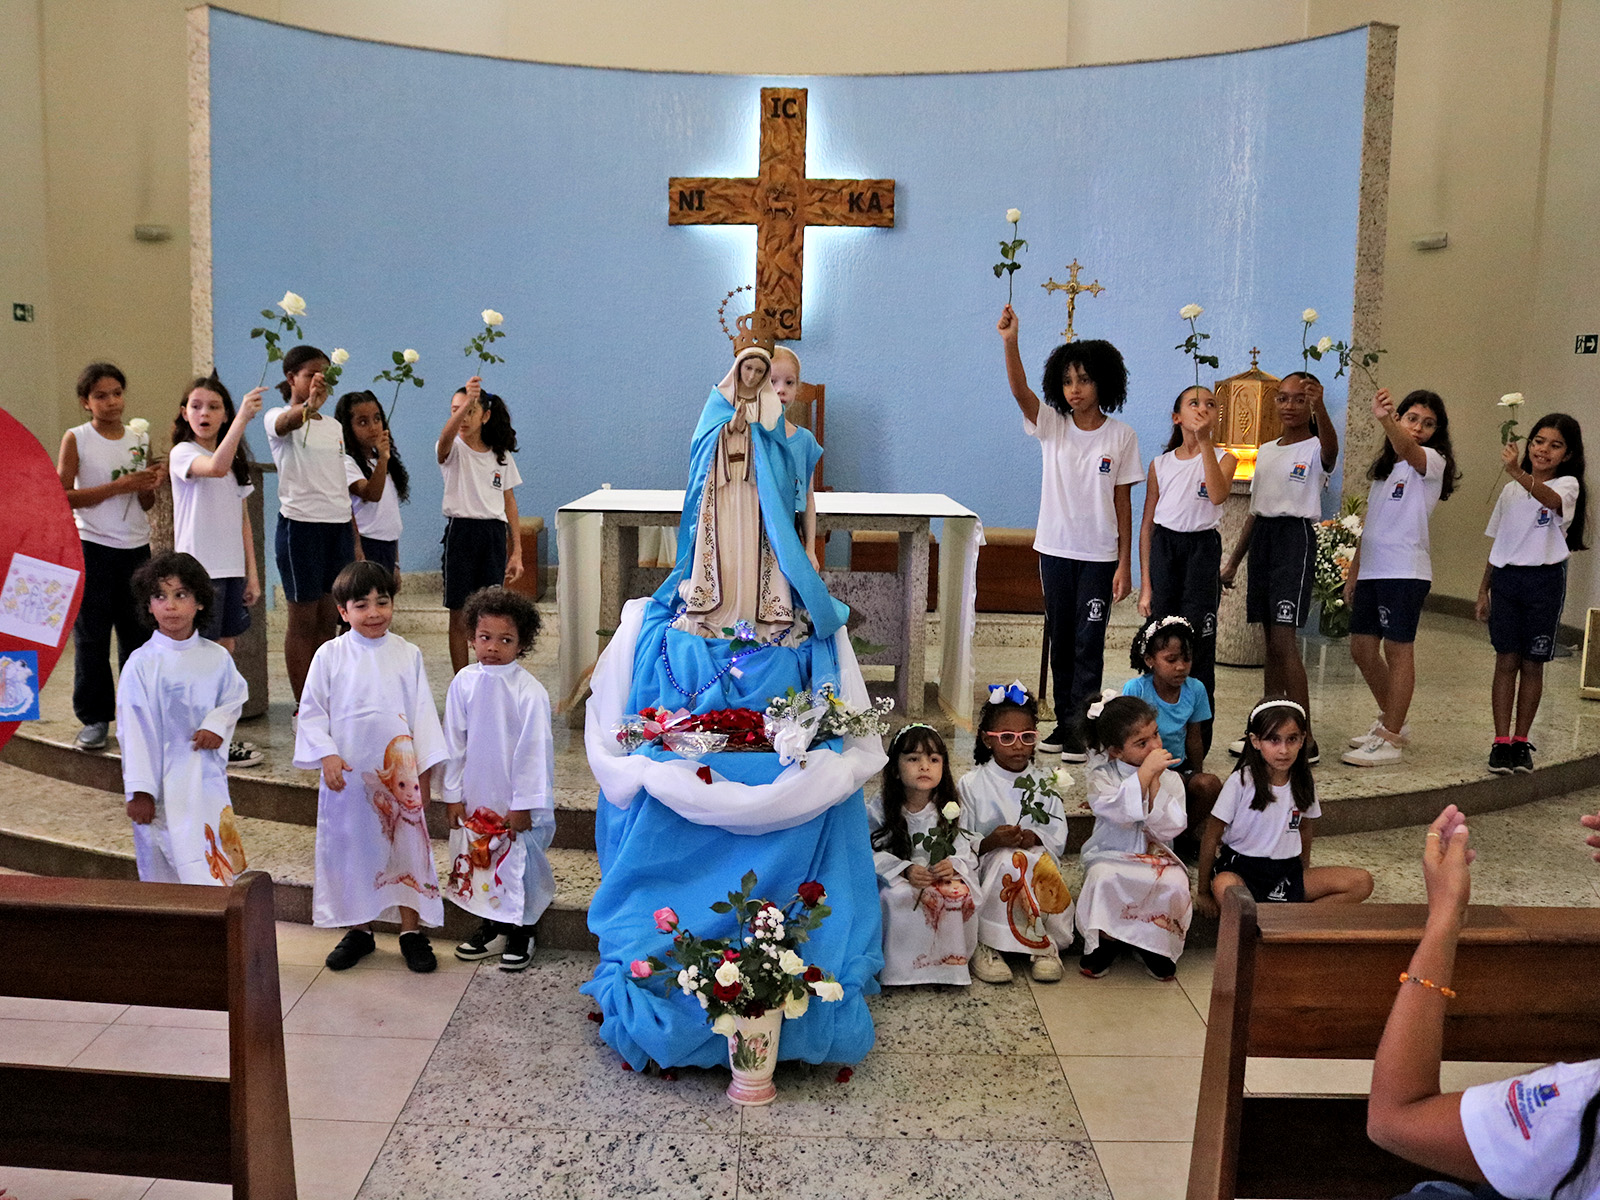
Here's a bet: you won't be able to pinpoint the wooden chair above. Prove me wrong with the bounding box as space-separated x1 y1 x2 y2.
1189 886 1600 1200
0 871 295 1199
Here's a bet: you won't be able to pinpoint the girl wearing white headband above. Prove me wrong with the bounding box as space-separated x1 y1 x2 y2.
1197 698 1372 916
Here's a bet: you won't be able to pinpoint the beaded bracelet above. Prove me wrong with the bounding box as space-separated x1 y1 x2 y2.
1399 971 1456 999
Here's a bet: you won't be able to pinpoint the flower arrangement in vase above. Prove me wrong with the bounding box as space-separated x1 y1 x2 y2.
1312 497 1364 638
630 872 842 1105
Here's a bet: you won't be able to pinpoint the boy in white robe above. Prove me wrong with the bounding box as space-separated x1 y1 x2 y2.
117 553 249 885
1078 694 1192 981
294 562 447 973
868 724 979 986
444 587 557 972
956 682 1075 984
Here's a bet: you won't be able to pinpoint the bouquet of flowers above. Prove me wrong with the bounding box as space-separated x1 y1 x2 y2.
764 684 895 766
630 872 843 1034
1312 497 1363 636
613 706 771 755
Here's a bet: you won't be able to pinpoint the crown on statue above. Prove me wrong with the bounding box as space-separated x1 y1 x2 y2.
717 286 775 357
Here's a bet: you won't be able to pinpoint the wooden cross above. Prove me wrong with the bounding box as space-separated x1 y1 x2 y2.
669 88 894 341
1040 260 1104 342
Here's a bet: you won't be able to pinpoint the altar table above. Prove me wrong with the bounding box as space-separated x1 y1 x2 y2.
555 489 983 723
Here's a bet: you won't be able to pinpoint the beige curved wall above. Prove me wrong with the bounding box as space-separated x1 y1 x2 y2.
5 0 1596 613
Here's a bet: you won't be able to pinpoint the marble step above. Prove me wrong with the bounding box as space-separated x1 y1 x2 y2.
0 761 599 949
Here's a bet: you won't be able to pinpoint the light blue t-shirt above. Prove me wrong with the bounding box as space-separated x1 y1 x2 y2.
1121 674 1212 764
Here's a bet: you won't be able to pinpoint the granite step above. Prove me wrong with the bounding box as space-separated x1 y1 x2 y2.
0 761 598 949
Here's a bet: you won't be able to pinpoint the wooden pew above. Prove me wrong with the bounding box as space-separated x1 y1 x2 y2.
1188 886 1600 1200
0 871 295 1199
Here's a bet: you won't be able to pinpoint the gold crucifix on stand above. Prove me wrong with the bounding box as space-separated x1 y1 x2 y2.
1040 260 1104 342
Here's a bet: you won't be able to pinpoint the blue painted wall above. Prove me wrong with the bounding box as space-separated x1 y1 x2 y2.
208 13 1368 579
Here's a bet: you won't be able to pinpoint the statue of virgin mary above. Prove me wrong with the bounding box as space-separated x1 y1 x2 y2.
581 309 884 1071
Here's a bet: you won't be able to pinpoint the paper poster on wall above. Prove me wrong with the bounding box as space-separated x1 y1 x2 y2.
0 650 41 721
0 553 81 647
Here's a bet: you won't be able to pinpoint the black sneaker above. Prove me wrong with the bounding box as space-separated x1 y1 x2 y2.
1513 741 1536 774
228 740 263 767
500 928 534 972
1038 725 1066 755
1039 726 1087 763
1306 741 1321 767
1079 941 1119 978
325 928 376 970
399 931 437 974
1136 949 1177 981
454 921 506 962
1488 742 1515 775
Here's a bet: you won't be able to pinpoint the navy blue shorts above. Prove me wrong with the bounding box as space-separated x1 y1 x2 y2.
1246 515 1314 627
1214 846 1305 903
360 537 399 577
275 518 356 604
1488 562 1567 662
442 517 507 610
200 575 251 640
1349 577 1431 643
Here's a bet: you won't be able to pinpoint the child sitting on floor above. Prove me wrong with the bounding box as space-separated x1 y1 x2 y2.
869 723 978 986
117 551 249 885
444 586 557 973
294 561 447 973
1078 693 1191 981
1197 698 1373 915
957 681 1075 984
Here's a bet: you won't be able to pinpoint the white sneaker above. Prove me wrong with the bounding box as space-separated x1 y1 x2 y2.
1349 719 1411 748
971 943 1014 984
1341 733 1403 767
1030 953 1064 982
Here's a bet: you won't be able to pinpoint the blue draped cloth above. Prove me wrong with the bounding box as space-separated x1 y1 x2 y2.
581 389 880 1069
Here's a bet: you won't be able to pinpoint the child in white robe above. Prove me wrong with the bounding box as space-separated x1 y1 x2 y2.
957 681 1076 984
444 586 557 972
868 723 979 986
1078 693 1192 981
117 552 249 885
294 562 447 973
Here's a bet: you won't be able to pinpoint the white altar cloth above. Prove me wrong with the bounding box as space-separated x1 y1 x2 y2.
555 489 984 724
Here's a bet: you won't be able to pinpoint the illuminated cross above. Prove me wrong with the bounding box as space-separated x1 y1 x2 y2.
669 87 895 341
1040 260 1105 342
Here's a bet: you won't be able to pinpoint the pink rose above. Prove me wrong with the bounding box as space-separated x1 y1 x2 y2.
653 907 679 933
629 960 653 979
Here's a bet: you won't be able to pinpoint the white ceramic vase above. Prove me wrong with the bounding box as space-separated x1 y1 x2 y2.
724 1007 784 1105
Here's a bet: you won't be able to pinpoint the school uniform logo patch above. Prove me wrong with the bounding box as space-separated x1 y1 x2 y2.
1201 613 1216 636
1197 482 1209 499
1087 599 1106 622
1266 878 1292 902
1275 599 1297 623
492 471 503 490
1290 462 1310 482
1378 605 1392 630
1536 507 1552 527
1288 809 1302 831
1391 480 1406 500
1531 635 1552 657
1098 456 1112 475
1503 1078 1562 1141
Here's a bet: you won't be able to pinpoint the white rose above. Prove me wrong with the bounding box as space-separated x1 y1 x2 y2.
1339 513 1362 533
784 993 810 1019
941 801 961 822
402 348 420 364
126 417 149 435
1006 208 1022 225
330 348 349 366
278 291 306 316
1302 308 1318 324
1499 392 1525 407
714 960 742 987
1052 767 1074 793
711 1013 737 1037
482 309 504 326
677 968 697 994
1316 336 1333 354
778 949 806 976
1179 303 1203 321
812 979 845 1003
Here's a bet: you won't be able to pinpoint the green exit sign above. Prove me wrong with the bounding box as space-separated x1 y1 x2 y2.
12 303 34 322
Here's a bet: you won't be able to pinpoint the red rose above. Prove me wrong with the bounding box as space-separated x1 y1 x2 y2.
836 1067 854 1084
804 965 823 983
713 980 742 1002
723 949 740 961
797 881 826 907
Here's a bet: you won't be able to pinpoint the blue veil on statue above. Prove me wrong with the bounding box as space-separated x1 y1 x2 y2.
581 308 885 1070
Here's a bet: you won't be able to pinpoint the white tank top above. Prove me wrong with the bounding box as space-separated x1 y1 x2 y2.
70 421 151 548
1152 450 1223 532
